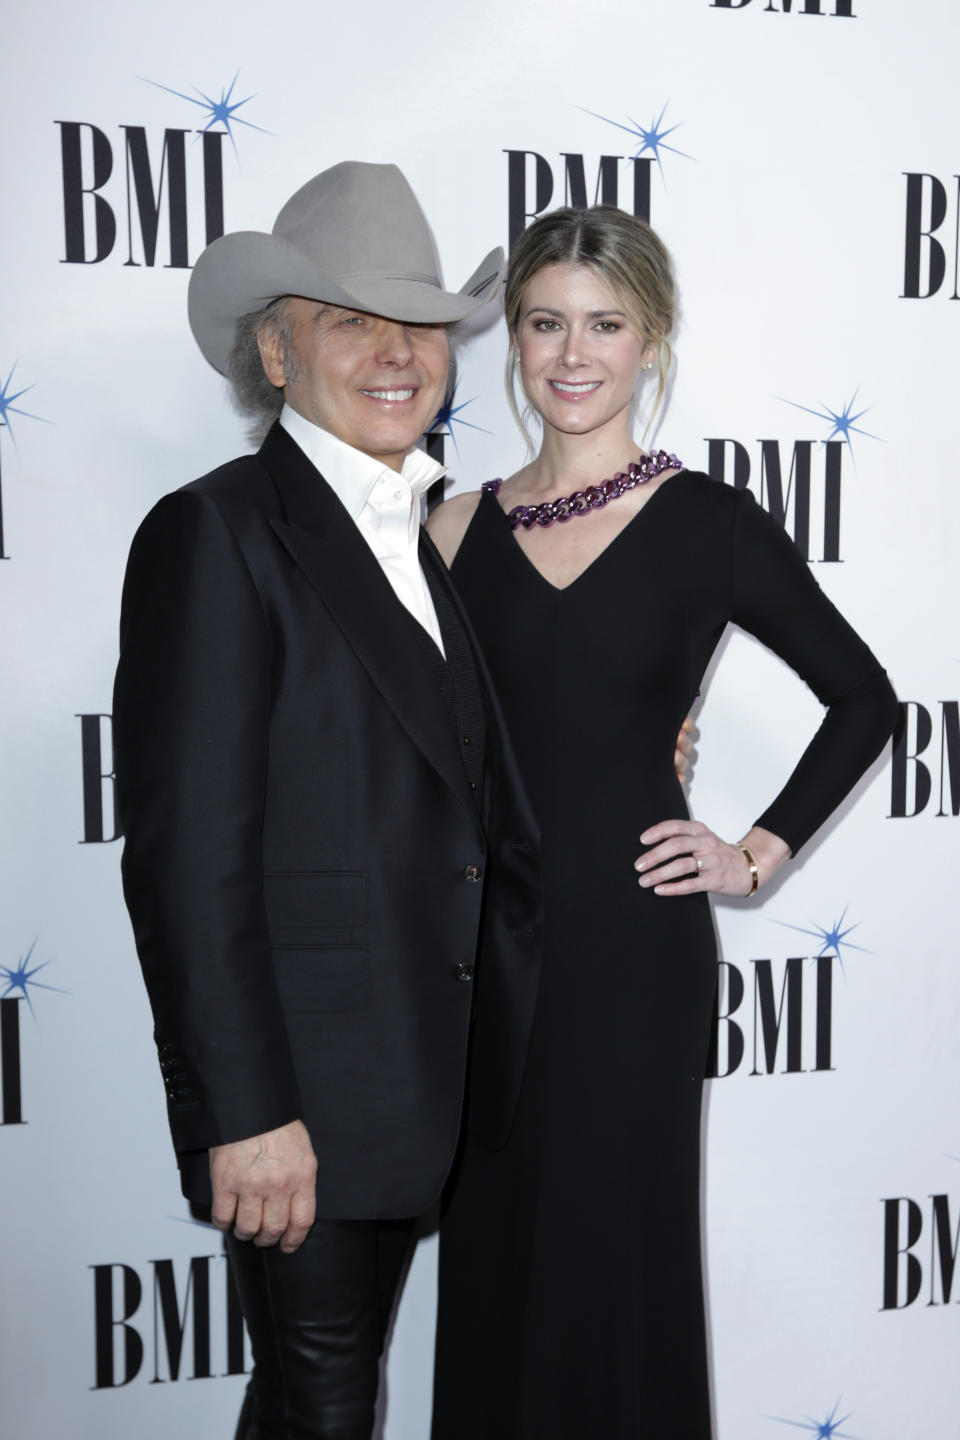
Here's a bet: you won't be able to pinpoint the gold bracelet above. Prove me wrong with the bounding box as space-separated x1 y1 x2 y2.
738 844 759 897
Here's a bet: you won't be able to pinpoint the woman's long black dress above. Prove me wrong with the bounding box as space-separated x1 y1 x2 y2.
431 472 897 1440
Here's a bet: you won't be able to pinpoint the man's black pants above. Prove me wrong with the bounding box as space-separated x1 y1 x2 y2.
227 1217 416 1440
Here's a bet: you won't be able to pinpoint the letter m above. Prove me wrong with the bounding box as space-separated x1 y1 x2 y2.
559 154 622 209
929 1195 960 1305
937 701 960 817
122 127 190 268
759 440 813 560
751 958 805 1074
151 1256 213 1381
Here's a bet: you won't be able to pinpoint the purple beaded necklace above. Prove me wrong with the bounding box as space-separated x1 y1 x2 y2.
482 449 683 531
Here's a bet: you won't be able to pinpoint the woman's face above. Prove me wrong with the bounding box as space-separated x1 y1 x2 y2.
514 262 655 442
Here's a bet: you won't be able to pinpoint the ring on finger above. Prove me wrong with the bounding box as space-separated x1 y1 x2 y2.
694 856 703 875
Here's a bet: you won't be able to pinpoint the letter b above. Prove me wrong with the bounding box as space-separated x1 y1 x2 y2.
881 1198 923 1310
92 1264 144 1387
706 962 745 1077
889 703 931 817
504 150 554 247
901 173 948 299
57 122 116 264
78 714 121 843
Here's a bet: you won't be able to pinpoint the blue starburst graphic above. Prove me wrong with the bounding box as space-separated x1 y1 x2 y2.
429 382 491 463
776 387 881 462
580 100 693 184
140 70 269 155
772 1397 861 1438
0 363 51 452
170 1213 221 1231
1 941 68 1021
773 904 868 975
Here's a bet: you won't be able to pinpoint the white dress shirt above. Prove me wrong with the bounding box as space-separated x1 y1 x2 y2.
279 404 447 656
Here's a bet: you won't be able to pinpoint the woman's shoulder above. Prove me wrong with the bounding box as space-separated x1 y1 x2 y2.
671 467 737 501
667 467 758 522
425 487 487 567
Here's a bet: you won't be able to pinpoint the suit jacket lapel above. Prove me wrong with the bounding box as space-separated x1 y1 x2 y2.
258 426 479 823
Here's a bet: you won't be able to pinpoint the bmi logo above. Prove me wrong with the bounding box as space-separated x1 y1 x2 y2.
882 1183 960 1310
710 1 856 14
888 701 959 818
504 99 691 245
57 71 267 268
91 1242 250 1387
1 941 67 1126
0 363 51 560
705 388 880 563
707 908 864 1078
901 173 960 300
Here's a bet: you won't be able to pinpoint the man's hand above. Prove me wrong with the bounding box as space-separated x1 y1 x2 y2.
674 714 695 784
210 1119 318 1254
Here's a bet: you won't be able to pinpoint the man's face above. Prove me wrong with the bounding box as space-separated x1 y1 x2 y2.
259 297 449 471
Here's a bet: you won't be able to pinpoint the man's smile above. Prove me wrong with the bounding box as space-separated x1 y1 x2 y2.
359 387 418 403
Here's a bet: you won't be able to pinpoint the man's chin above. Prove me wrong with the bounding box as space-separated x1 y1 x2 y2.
357 417 437 458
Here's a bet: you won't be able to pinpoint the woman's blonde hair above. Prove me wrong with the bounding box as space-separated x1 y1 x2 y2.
503 205 676 448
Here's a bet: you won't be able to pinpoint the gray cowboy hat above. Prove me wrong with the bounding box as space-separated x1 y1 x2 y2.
188 161 504 374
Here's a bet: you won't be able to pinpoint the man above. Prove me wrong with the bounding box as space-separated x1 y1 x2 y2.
113 161 543 1439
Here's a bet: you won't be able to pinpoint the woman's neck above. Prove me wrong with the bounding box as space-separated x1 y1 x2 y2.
522 420 641 496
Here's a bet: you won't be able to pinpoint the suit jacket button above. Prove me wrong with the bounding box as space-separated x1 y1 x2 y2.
463 864 482 883
457 963 474 981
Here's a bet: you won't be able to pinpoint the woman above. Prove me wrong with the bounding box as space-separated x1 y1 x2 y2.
427 206 897 1439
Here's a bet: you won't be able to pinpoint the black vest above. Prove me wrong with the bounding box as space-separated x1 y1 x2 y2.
416 542 486 806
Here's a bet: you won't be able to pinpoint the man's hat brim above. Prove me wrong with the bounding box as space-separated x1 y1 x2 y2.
188 230 503 375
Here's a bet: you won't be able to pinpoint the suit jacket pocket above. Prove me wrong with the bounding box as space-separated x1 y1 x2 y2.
262 870 367 945
271 945 370 1013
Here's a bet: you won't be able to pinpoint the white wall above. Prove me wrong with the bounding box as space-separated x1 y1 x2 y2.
2 1 957 1436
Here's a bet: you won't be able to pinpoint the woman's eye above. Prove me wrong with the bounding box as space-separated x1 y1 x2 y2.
595 320 620 333
532 318 560 331
342 314 365 327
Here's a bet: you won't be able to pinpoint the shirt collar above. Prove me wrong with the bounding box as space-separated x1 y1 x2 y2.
279 403 446 521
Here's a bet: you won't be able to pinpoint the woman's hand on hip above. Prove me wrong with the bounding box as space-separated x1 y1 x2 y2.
634 821 790 897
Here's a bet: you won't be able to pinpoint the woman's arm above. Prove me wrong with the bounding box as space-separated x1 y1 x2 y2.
634 486 897 897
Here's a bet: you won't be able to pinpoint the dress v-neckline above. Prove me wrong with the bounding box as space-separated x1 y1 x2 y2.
482 473 681 594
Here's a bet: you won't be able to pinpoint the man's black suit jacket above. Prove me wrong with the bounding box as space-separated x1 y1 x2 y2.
113 423 541 1218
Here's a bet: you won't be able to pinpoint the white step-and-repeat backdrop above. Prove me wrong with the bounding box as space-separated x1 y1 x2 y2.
2 1 957 1436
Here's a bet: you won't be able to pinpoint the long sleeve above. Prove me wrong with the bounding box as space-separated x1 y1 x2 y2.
113 488 301 1152
728 486 898 855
